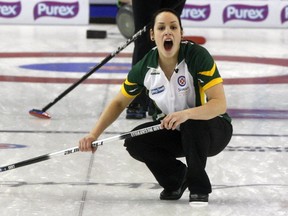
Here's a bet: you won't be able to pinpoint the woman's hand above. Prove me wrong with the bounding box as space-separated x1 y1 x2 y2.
78 92 133 154
79 134 98 153
161 83 227 130
161 110 188 130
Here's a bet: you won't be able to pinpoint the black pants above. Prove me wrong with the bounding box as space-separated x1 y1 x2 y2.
124 117 233 194
131 0 186 106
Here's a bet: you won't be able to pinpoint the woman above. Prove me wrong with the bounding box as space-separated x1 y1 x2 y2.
126 0 186 119
79 8 233 206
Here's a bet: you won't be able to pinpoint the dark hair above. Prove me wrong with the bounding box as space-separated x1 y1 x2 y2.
150 8 183 31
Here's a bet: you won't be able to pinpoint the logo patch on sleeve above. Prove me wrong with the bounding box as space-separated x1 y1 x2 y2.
151 85 165 95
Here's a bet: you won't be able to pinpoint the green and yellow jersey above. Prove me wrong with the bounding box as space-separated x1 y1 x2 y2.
121 41 231 122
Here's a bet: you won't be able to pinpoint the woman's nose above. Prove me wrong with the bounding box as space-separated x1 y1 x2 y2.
164 30 172 35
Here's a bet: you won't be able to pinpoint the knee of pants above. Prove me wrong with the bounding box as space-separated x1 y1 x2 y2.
124 137 145 162
180 119 208 132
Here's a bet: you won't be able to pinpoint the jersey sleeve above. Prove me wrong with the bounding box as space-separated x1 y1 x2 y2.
121 78 143 98
120 61 145 98
191 45 223 91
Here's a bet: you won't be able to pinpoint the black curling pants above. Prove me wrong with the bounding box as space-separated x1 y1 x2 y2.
124 117 233 194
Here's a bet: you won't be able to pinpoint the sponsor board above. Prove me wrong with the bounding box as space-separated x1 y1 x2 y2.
0 0 286 27
0 0 89 24
182 0 288 28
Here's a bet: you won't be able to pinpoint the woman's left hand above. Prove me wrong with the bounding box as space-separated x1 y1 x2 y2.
161 110 188 130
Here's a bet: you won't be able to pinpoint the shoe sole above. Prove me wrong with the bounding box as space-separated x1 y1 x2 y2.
189 201 208 207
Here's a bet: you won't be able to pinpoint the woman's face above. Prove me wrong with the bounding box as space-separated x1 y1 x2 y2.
150 11 183 59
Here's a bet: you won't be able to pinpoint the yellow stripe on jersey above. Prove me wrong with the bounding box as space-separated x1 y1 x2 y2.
199 84 206 105
121 79 139 98
124 79 137 86
202 77 223 91
198 63 216 77
121 84 135 98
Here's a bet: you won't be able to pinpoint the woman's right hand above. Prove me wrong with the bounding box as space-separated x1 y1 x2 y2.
79 134 98 153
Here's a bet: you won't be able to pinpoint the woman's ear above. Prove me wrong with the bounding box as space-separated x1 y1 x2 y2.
150 29 154 41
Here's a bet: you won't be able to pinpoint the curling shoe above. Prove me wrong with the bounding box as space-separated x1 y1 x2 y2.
126 103 146 119
160 172 188 200
189 193 209 206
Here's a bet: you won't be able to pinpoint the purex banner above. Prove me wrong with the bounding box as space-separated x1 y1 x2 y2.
0 0 88 24
181 0 288 28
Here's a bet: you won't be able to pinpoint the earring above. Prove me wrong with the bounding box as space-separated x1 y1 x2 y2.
151 38 154 41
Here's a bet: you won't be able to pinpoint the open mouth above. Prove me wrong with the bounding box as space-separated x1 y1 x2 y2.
164 40 173 51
